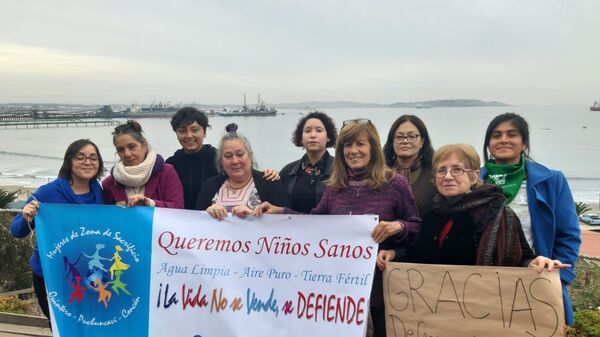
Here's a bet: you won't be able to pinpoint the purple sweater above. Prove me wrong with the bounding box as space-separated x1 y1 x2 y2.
310 173 421 308
311 173 421 247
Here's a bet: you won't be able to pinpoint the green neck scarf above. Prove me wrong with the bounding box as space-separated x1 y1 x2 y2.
484 155 526 203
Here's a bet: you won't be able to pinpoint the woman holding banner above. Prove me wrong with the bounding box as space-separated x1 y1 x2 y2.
10 139 106 322
196 124 289 218
258 119 421 337
410 144 568 272
480 113 580 325
103 120 184 208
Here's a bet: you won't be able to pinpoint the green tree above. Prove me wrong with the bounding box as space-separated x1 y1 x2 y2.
575 201 592 217
0 189 19 209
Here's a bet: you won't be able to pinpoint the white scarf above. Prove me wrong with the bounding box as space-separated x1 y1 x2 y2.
113 149 157 191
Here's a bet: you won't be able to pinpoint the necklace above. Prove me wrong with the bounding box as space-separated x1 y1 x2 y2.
228 177 253 190
355 187 361 196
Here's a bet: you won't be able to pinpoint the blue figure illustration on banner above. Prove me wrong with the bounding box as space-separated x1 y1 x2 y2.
35 204 153 337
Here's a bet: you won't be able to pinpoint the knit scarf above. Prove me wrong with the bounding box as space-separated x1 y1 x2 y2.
395 158 421 185
113 149 157 188
484 155 526 203
430 184 523 266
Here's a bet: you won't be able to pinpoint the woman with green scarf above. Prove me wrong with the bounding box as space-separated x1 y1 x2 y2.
480 112 581 325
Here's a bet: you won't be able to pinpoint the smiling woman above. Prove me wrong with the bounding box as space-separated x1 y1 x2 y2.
10 139 105 324
102 120 183 208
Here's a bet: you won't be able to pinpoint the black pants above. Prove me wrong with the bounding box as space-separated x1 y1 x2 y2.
371 306 387 337
32 273 50 319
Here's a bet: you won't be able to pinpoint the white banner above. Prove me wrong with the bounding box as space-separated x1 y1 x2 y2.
149 210 379 337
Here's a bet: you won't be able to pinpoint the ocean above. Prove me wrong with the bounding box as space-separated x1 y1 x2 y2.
1 105 599 204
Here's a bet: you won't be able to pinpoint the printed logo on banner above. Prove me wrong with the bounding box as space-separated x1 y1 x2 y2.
45 226 142 327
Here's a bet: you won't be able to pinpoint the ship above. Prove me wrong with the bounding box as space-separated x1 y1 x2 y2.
217 94 277 117
590 101 600 111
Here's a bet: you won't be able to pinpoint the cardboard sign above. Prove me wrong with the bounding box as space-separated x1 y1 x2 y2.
383 262 565 337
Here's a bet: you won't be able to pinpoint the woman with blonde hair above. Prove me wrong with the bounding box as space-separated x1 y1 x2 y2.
259 119 421 337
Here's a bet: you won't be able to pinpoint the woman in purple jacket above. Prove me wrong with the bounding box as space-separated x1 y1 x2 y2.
103 120 183 208
259 119 421 337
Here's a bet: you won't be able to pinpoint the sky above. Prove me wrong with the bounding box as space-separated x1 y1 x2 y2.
1 1 599 105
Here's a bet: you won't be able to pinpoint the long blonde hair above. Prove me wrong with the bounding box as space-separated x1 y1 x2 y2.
328 121 394 190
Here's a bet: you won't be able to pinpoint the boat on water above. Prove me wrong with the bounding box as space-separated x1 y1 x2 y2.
590 101 600 111
217 94 277 117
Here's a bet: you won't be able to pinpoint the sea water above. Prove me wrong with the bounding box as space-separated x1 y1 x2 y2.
1 105 599 203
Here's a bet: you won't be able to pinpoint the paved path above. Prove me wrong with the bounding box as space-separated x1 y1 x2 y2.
580 229 600 258
0 323 51 337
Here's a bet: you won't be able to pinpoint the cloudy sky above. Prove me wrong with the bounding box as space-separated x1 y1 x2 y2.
1 1 599 105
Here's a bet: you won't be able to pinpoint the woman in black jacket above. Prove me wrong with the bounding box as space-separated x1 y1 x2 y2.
195 124 288 219
280 111 337 213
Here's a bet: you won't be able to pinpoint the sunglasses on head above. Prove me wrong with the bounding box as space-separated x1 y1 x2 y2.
342 118 372 128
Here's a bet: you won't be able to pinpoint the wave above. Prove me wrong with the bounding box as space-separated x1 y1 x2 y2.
0 172 56 180
0 150 62 161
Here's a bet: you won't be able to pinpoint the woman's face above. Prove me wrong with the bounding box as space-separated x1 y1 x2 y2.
71 144 100 181
176 121 206 154
393 121 424 161
221 139 252 182
343 132 372 171
115 134 147 166
302 118 328 154
488 121 526 164
435 153 479 197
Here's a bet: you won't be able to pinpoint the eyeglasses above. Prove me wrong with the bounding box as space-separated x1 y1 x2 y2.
435 167 474 178
393 134 420 143
74 154 99 164
342 119 372 127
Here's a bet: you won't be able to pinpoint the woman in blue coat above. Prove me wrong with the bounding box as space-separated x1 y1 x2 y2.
10 139 105 322
481 113 581 325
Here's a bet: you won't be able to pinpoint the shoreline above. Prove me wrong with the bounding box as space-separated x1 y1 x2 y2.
2 183 599 212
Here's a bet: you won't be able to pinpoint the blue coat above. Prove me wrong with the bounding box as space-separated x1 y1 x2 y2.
10 177 104 277
481 160 581 325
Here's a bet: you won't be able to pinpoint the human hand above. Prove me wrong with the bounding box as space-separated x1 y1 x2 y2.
256 201 284 215
207 203 228 220
371 221 404 243
377 249 396 271
127 194 152 207
232 205 255 219
22 200 40 223
529 256 572 273
262 168 280 182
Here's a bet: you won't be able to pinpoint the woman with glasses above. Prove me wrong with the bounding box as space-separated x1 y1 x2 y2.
411 144 568 274
481 113 580 325
280 111 337 213
383 115 436 216
259 119 421 337
10 139 106 323
103 120 184 208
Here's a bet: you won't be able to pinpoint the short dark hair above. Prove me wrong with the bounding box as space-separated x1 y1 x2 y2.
483 112 530 162
58 139 105 180
291 111 337 148
112 120 147 146
383 115 434 168
170 107 209 131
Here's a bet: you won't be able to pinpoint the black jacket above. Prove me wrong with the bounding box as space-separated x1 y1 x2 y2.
166 145 219 210
195 169 289 210
280 152 333 213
